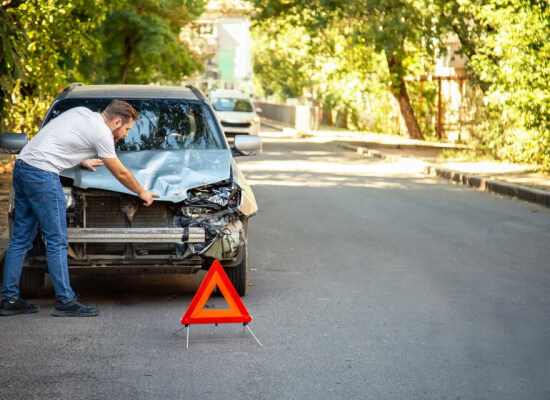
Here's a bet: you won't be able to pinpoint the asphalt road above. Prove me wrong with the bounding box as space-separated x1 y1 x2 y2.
1 135 550 400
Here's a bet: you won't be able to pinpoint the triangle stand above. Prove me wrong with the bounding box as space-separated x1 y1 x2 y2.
180 260 262 349
184 323 263 349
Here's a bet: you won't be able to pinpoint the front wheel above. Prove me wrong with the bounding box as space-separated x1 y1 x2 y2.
226 242 249 297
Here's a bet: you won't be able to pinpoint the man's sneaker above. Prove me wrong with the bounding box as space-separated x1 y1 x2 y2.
52 297 100 317
0 298 40 316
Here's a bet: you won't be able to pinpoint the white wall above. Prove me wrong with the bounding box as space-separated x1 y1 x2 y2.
217 18 253 86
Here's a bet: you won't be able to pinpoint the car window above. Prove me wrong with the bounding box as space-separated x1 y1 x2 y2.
211 98 253 113
46 98 226 151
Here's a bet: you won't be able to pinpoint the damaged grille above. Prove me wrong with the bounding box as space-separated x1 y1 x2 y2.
67 183 243 262
84 195 172 228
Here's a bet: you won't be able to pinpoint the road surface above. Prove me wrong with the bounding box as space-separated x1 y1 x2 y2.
1 134 549 399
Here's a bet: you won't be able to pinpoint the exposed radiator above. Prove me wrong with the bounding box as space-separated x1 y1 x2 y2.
83 195 173 228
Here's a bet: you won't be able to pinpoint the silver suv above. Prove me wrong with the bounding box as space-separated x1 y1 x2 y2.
0 84 261 297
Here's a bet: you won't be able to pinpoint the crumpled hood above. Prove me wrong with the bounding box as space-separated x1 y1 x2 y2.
60 149 232 202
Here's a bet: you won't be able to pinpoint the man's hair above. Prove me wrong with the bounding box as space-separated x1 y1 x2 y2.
103 100 138 123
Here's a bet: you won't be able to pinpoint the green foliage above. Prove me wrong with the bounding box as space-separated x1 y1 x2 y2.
250 0 550 167
251 16 313 100
1 0 107 133
455 0 550 168
407 80 438 138
3 0 550 168
251 11 400 132
249 0 446 136
0 0 205 137
349 1 436 84
0 5 26 101
94 0 205 84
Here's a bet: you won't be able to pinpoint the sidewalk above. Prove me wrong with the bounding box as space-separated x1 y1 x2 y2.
260 122 550 208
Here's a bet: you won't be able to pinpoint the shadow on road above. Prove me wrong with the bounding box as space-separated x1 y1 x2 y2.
31 271 207 303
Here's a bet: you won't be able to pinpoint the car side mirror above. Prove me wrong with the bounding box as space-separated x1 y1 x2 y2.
255 107 262 113
0 133 28 154
232 135 262 157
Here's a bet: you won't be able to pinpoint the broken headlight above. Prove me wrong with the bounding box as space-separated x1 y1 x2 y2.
172 182 240 226
171 182 243 259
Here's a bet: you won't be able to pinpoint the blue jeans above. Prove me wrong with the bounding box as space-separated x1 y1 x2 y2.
2 161 75 303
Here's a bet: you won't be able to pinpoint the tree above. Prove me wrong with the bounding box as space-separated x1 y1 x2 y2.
439 0 550 166
346 0 435 139
0 0 107 133
0 1 27 114
249 0 456 139
0 0 206 137
94 0 206 84
252 15 313 100
252 8 394 131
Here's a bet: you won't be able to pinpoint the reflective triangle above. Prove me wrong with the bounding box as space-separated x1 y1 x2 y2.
180 260 252 325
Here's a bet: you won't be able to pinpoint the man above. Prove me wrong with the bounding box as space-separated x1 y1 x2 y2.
0 100 158 317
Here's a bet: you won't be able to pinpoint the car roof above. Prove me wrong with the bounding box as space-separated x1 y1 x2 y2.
59 84 204 101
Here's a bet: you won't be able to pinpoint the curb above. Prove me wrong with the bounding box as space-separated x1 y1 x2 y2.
338 143 550 209
425 165 550 208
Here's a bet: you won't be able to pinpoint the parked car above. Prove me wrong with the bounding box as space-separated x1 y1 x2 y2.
209 89 261 136
0 84 261 297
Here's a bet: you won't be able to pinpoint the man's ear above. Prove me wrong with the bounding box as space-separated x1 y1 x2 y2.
113 117 122 128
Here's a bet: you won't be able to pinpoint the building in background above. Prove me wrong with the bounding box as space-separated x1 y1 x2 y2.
434 34 469 142
403 34 471 141
181 0 254 95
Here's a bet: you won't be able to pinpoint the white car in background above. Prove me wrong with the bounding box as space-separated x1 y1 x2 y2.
209 89 261 136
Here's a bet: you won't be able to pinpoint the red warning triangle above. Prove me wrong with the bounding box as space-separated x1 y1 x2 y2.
180 260 252 325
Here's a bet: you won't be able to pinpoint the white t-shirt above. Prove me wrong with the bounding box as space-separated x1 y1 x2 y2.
19 107 117 174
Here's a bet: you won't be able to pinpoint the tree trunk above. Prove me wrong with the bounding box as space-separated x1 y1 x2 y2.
120 35 136 84
391 79 424 140
335 109 348 129
321 105 333 125
387 56 424 140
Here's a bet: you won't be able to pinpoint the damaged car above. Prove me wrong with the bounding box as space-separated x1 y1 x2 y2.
0 84 261 297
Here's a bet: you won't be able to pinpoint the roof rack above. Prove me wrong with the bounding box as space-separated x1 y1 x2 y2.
184 84 207 101
62 82 83 93
58 82 83 99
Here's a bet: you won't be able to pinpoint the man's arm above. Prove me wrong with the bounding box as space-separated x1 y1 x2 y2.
101 157 159 206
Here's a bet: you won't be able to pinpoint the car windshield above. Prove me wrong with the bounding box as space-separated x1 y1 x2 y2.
211 98 253 113
46 98 226 151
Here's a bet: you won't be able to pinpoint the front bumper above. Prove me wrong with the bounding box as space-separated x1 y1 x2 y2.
220 123 260 136
67 227 205 243
63 220 244 267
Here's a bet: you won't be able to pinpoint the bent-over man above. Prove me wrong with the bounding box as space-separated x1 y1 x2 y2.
0 100 158 317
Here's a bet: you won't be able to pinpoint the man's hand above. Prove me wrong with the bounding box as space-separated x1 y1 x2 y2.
80 158 104 172
101 157 159 206
139 190 160 207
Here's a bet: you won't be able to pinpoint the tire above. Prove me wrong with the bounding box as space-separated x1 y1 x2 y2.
20 267 45 298
226 241 249 297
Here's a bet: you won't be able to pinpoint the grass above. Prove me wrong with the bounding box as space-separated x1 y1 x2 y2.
437 148 496 162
